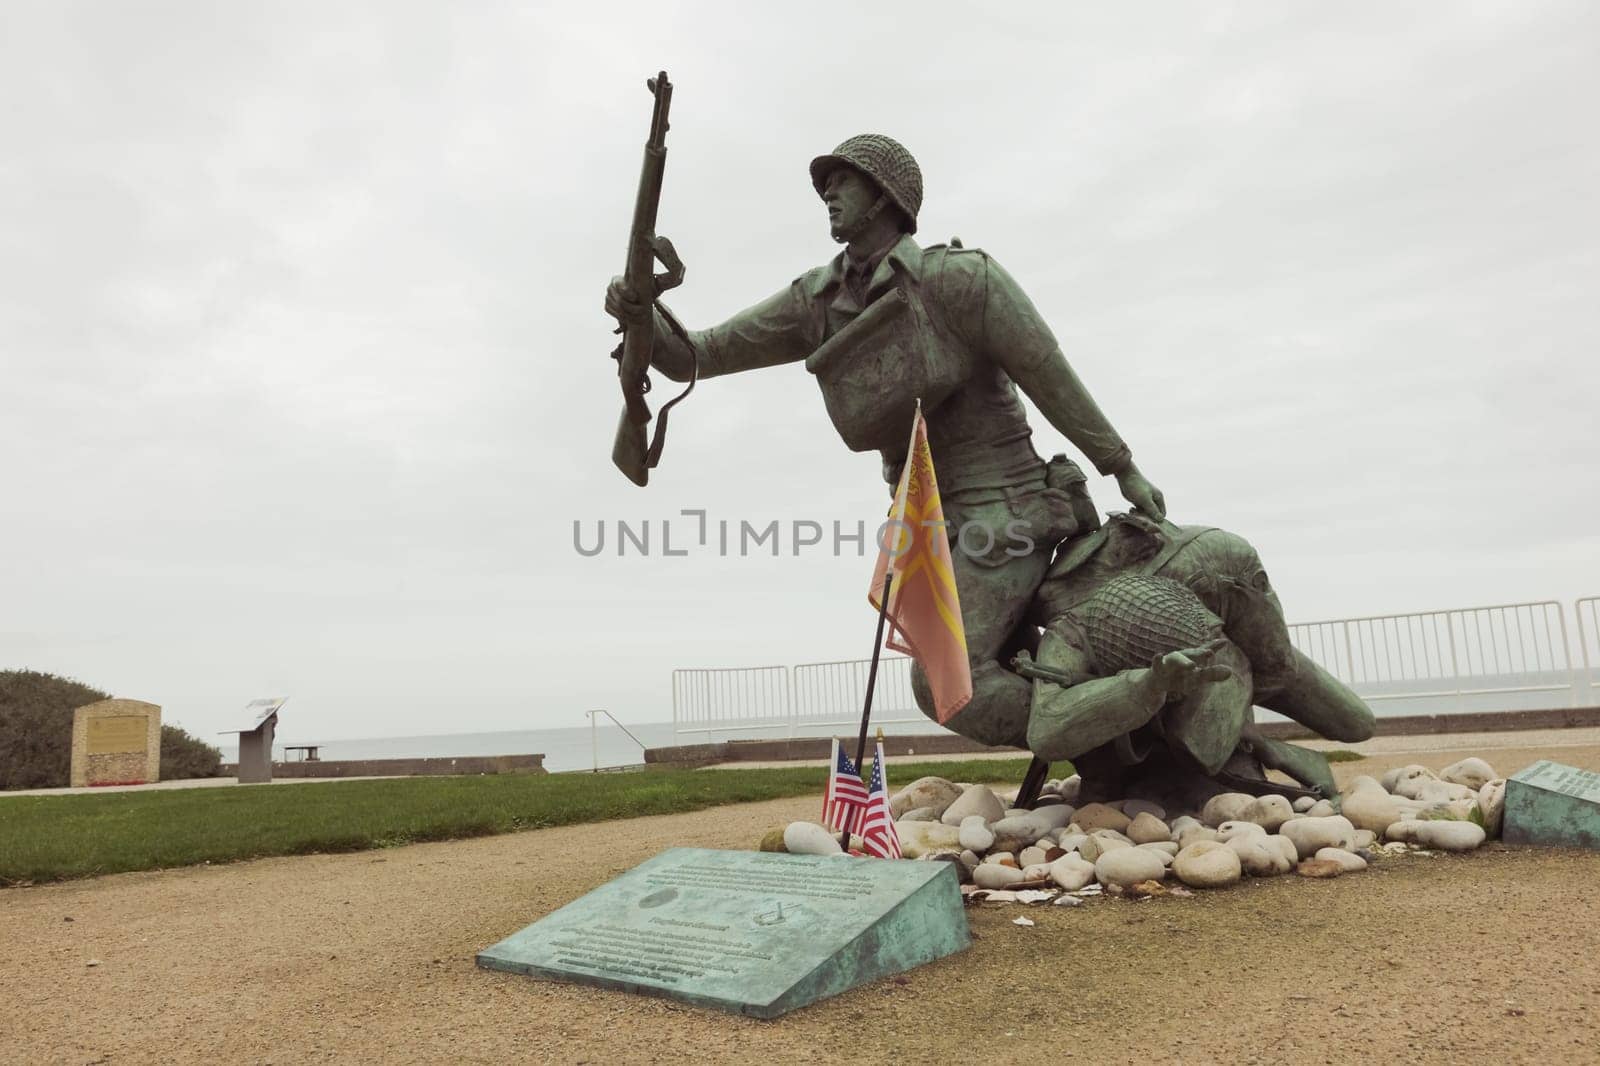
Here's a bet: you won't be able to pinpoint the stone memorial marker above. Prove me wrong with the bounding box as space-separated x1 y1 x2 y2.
71 699 161 787
1504 760 1600 850
477 847 970 1018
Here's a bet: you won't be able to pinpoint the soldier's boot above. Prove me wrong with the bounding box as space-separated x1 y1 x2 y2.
1238 726 1339 798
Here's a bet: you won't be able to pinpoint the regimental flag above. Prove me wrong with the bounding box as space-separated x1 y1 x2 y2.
822 738 868 835
858 741 902 859
869 406 973 722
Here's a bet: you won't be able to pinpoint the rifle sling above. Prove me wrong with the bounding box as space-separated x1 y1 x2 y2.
645 300 698 469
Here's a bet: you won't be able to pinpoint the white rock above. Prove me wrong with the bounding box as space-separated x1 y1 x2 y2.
1056 775 1082 805
1478 779 1506 838
1441 757 1497 791
973 863 1027 889
1178 825 1221 849
1269 835 1299 864
898 807 940 822
1030 804 1076 831
1382 764 1435 793
783 822 843 856
890 777 964 819
1352 830 1376 849
1415 798 1475 822
1201 793 1256 827
990 812 1056 850
1281 815 1356 857
1070 802 1132 833
1169 815 1204 837
1408 820 1487 852
940 784 1006 826
1022 864 1053 881
1315 847 1368 873
1292 796 1317 813
1018 846 1049 869
1048 854 1097 891
1340 788 1404 834
1127 812 1172 845
1344 775 1386 797
1094 847 1168 888
1391 766 1442 800
1414 779 1477 805
1054 832 1088 855
1241 795 1295 831
1121 799 1167 820
1217 820 1268 842
1078 834 1132 863
1135 842 1176 866
1173 840 1244 888
1227 834 1292 876
1306 799 1337 818
958 849 982 871
897 821 963 858
987 851 1015 866
958 816 996 853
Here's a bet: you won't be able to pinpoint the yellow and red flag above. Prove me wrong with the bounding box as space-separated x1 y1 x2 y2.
868 407 972 722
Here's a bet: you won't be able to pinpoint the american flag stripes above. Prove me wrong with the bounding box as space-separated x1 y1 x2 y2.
822 738 868 835
858 741 902 859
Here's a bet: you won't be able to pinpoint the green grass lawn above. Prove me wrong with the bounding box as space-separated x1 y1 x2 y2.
0 758 1065 886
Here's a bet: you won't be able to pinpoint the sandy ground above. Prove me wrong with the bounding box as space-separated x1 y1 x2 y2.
2 742 1598 1065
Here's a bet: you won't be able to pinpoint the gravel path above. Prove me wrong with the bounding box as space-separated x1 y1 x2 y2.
2 743 1597 1065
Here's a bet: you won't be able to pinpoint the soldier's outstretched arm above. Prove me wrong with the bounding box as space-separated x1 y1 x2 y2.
951 253 1167 517
605 274 819 384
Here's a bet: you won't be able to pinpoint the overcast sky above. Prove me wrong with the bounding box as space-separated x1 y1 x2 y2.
2 2 1596 743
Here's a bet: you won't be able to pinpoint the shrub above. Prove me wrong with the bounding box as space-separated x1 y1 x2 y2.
160 724 223 780
0 670 222 789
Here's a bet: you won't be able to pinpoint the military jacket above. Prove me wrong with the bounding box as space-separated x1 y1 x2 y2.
651 235 1132 495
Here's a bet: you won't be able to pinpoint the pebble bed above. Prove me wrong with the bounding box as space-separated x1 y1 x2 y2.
766 756 1507 905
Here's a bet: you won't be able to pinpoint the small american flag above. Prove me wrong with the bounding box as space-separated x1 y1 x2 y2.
859 742 902 859
822 739 868 835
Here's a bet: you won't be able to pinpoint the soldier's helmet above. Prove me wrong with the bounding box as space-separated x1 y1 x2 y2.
809 134 924 234
1077 574 1224 676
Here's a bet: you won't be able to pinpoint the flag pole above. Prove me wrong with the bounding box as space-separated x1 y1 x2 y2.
841 568 894 851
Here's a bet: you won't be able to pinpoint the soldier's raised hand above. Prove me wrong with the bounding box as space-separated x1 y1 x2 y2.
604 276 653 328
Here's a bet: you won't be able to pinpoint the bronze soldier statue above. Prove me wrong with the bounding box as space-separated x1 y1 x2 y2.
605 134 1167 750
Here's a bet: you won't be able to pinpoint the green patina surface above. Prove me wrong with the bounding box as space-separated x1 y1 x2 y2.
476 847 970 1019
1504 759 1600 850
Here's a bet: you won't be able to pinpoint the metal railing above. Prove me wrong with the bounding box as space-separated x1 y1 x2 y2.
791 656 924 731
585 709 648 772
1288 599 1574 706
671 597 1600 741
670 665 791 737
1577 596 1600 701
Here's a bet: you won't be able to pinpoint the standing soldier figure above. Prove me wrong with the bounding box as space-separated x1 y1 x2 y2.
605 135 1167 749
